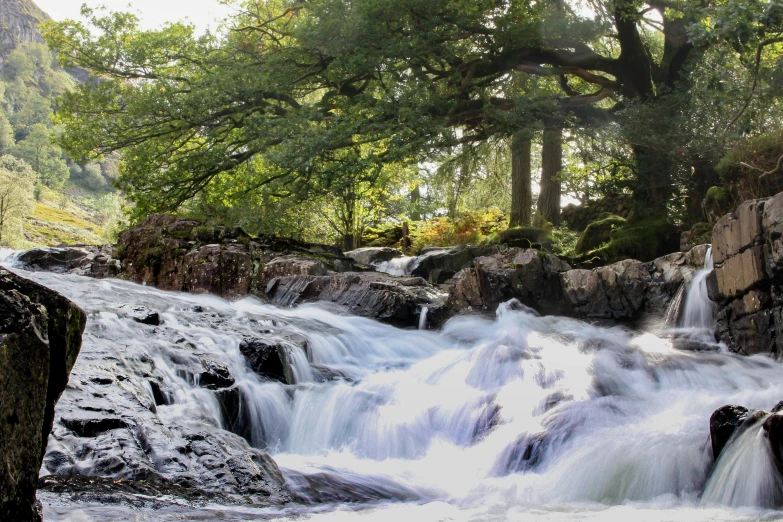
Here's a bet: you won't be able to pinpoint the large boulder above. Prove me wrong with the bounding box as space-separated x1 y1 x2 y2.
710 193 783 355
410 245 501 282
17 246 119 279
344 247 403 267
438 244 709 325
115 214 356 299
709 402 783 473
265 271 444 326
0 269 86 521
443 248 570 319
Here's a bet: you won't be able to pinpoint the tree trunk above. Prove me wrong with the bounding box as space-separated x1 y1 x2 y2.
538 126 563 226
409 186 421 221
686 156 718 225
631 144 673 218
510 133 532 227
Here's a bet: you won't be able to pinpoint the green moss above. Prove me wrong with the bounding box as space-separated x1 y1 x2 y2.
575 214 626 255
483 226 543 248
590 218 679 264
705 186 728 204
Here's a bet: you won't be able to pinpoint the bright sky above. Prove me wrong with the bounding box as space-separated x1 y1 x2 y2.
33 0 235 32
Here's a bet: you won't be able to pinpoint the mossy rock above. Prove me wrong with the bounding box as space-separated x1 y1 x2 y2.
490 226 544 248
575 214 626 255
590 218 679 264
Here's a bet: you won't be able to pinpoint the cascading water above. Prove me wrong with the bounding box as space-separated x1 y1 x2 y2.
681 247 718 331
373 256 416 276
667 247 720 349
3 257 783 521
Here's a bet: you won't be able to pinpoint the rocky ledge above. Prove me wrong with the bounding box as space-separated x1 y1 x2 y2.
7 214 715 329
0 269 86 522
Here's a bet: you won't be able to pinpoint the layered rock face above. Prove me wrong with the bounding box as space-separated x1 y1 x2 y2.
0 269 86 522
710 193 783 355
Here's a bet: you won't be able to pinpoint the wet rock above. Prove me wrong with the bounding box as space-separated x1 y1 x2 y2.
38 474 236 508
238 335 305 384
117 304 160 326
60 418 129 438
0 270 86 522
410 244 500 281
344 247 403 266
17 245 120 279
265 272 444 326
197 361 235 390
115 214 356 298
442 248 569 320
710 405 752 460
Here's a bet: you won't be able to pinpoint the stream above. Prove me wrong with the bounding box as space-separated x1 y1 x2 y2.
4 249 783 521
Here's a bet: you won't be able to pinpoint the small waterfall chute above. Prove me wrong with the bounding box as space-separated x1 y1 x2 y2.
702 415 783 508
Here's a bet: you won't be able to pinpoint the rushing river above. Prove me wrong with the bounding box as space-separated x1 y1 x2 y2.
3 249 783 521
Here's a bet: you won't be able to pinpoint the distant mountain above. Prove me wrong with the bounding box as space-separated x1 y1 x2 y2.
0 0 50 59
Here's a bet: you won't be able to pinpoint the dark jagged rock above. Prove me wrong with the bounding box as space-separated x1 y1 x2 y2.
410 244 501 281
0 269 86 522
441 248 570 322
17 246 120 279
438 244 709 325
115 214 357 299
709 405 752 460
117 304 160 326
345 247 403 267
266 271 444 326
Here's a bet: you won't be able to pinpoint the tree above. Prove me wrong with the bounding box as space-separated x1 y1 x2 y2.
11 123 69 189
43 1 783 226
510 133 532 227
0 155 36 245
0 111 14 153
539 126 563 226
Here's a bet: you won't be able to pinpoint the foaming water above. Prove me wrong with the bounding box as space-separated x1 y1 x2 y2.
373 256 416 276
2 265 781 521
703 415 783 508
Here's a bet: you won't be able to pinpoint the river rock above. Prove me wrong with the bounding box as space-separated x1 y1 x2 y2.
443 248 569 319
344 247 403 266
115 214 356 299
265 271 443 326
0 269 86 522
410 244 501 281
709 405 752 460
17 245 120 279
42 295 290 500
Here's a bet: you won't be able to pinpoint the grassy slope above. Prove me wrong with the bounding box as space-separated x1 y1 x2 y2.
23 185 107 247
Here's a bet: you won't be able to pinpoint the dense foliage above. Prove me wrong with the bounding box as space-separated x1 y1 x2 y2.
40 0 783 258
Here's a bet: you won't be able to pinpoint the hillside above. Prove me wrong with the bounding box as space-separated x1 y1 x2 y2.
0 0 122 248
0 0 49 57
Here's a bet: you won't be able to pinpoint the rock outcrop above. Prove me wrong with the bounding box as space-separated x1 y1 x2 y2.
0 0 49 59
410 245 501 284
18 245 120 279
266 270 443 326
116 214 356 299
344 247 403 267
443 248 569 319
437 245 709 325
0 269 86 522
709 402 783 468
710 193 783 355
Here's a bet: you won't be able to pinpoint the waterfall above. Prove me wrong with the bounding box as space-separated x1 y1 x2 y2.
374 256 417 276
680 247 717 330
418 307 429 330
702 415 783 507
6 263 783 520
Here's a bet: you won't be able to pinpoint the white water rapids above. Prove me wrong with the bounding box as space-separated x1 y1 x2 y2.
3 251 783 521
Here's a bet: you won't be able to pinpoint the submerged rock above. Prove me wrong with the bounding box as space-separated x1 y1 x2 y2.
0 269 86 522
